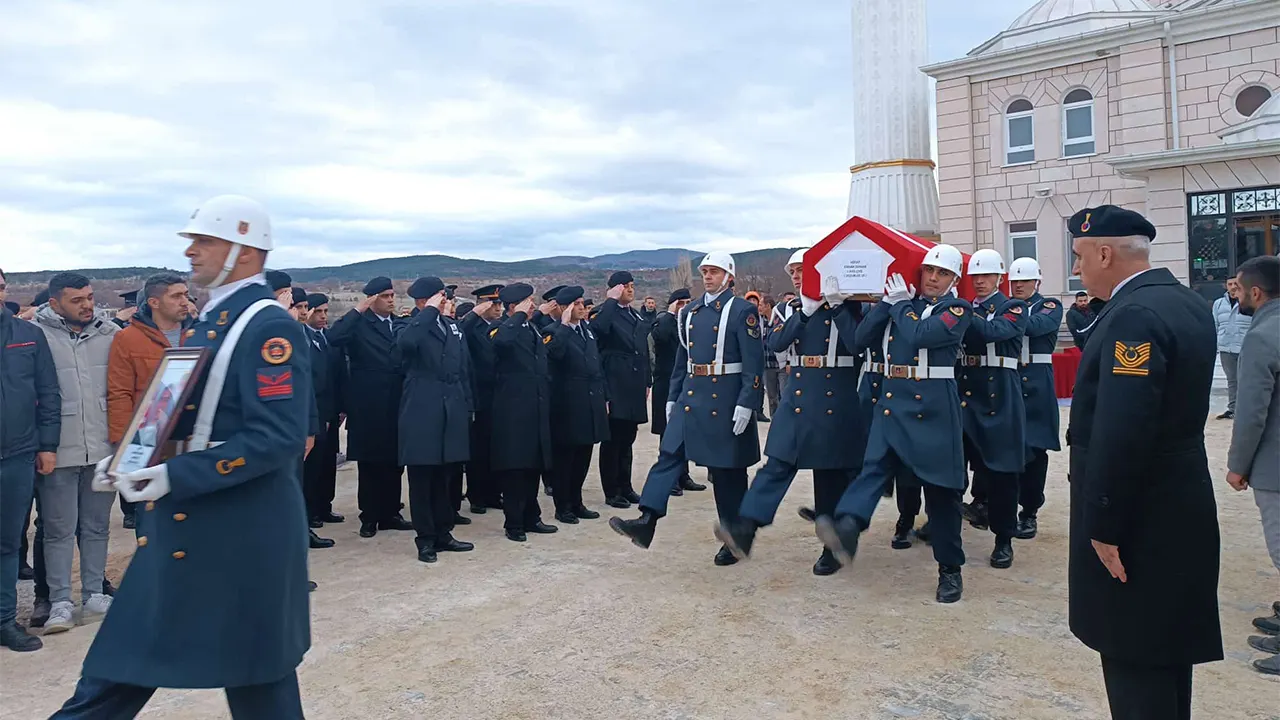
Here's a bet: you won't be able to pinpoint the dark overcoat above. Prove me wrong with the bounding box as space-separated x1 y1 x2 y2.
956 292 1029 472
306 327 346 426
489 311 552 471
545 321 610 447
650 311 680 435
1020 294 1063 452
393 307 473 467
327 308 402 463
460 312 498 414
592 298 651 424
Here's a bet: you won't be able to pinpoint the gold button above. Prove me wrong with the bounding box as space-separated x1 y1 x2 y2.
825 374 832 379
795 390 802 396
913 357 919 363
206 330 217 339
825 320 831 326
827 409 833 415
795 373 801 378
961 401 967 408
713 326 719 332
173 513 187 522
712 342 717 348
711 411 717 417
795 407 802 414
712 378 718 383
684 406 691 412
917 414 923 419
873 383 879 388
824 338 830 343
1022 376 1029 382
888 336 894 341
989 411 996 416
184 329 195 338
185 404 196 411
965 391 972 397
988 376 994 381
712 393 718 399
145 501 155 512
172 551 186 559
688 390 694 396
915 395 922 400
689 342 694 347
872 398 878 404
826 391 833 397
990 393 996 398
137 536 148 547
885 392 893 399
883 409 890 416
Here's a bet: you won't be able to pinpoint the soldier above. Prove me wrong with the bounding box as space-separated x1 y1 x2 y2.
490 283 558 542
956 248 1029 569
716 267 865 577
328 276 412 538
650 288 704 494
1064 205 1221 719
813 246 972 603
52 195 311 717
302 293 346 530
460 285 504 514
544 286 609 524
1006 258 1063 540
395 277 476 563
593 271 653 509
536 286 565 497
609 252 764 566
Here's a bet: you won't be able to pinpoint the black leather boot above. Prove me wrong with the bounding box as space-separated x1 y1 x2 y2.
936 565 963 604
891 516 914 550
609 511 657 549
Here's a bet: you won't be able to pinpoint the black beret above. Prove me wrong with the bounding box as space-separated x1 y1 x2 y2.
407 276 445 300
555 285 584 306
4 301 18 314
266 270 293 292
290 287 309 306
1075 291 1088 298
472 284 504 300
1068 205 1156 241
499 282 534 305
363 276 393 296
583 298 594 307
119 290 139 306
607 271 634 287
306 293 329 308
445 284 458 292
542 285 566 302
667 288 691 305
454 301 475 317
33 289 48 306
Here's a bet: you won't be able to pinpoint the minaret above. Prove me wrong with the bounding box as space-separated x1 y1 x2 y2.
847 0 939 238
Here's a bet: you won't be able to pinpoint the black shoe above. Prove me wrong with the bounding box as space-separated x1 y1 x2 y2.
573 506 600 520
990 540 1014 569
122 514 136 530
797 506 817 523
609 512 657 549
555 511 580 525
623 490 642 504
1253 615 1280 635
379 515 414 531
309 530 335 549
309 517 324 529
937 566 963 603
1218 410 1235 420
453 513 472 526
309 581 318 592
1014 514 1038 540
102 577 116 597
418 548 438 563
714 545 739 566
1248 634 1280 654
469 503 487 515
891 517 914 550
758 415 770 423
815 515 862 566
17 562 32 581
812 548 842 576
319 511 345 523
606 496 632 509
359 522 378 538
506 530 528 542
528 521 558 534
680 475 706 492
963 501 989 530
436 536 474 553
0 622 42 652
713 519 757 560
669 485 684 496
915 521 932 544
29 598 49 628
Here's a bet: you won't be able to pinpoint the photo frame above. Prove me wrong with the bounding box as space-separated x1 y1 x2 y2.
109 347 210 475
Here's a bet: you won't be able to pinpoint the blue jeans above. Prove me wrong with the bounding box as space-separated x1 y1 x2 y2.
1 453 36 624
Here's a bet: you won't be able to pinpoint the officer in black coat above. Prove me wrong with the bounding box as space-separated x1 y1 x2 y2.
544 286 609 524
394 277 476 563
536 285 566 497
490 283 558 542
302 293 346 529
1065 206 1221 720
650 289 704 495
327 276 412 538
459 285 504 513
593 271 653 508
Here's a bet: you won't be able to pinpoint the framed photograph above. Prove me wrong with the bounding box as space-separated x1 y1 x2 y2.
109 347 210 475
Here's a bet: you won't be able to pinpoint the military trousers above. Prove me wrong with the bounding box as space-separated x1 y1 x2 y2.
835 445 965 568
894 469 925 519
448 465 465 514
739 458 852 526
964 436 1018 542
638 442 746 523
1017 448 1050 517
552 444 594 515
51 671 304 719
500 469 544 532
408 464 460 551
356 462 404 525
1100 656 1192 720
466 411 500 508
303 421 340 520
599 419 639 500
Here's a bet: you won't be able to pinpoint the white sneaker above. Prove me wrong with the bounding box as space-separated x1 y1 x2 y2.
43 601 75 634
81 593 112 624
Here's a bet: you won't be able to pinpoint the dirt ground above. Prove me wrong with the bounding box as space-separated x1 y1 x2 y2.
1 408 1277 720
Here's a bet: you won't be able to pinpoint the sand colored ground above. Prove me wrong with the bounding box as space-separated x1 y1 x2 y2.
1 408 1277 719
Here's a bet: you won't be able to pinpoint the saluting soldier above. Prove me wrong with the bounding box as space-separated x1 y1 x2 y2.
593 270 652 509
490 283 558 542
535 286 565 498
716 267 865 577
651 288 704 495
460 285 504 514
1065 206 1221 719
302 293 347 530
610 252 764 566
1006 258 1063 540
814 246 972 604
328 276 412 538
53 195 311 718
395 277 476 564
956 249 1029 569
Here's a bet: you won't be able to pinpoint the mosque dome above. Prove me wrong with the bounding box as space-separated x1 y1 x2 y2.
971 0 1165 55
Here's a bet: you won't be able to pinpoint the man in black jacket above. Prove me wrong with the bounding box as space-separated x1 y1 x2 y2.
302 293 347 532
593 271 652 508
0 269 60 652
1065 291 1095 350
460 285 504 513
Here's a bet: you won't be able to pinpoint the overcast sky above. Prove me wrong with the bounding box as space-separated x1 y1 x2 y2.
1 0 1033 272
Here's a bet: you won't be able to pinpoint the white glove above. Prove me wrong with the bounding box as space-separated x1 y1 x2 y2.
883 273 914 305
666 401 675 421
822 276 845 307
91 455 116 493
800 296 824 317
112 464 171 503
732 405 753 435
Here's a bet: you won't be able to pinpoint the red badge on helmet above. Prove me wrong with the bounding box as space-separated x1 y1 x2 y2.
237 221 250 235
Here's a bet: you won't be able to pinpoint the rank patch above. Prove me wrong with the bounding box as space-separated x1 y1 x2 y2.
906 311 919 321
256 367 294 400
746 314 757 328
216 457 246 475
949 306 965 316
1112 341 1151 377
489 327 499 339
216 310 229 326
543 335 553 344
261 337 293 365
1010 306 1023 314
747 327 759 338
1043 301 1057 309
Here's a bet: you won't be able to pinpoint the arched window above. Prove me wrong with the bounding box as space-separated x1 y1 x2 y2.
1236 85 1273 118
1062 88 1095 157
1006 98 1035 165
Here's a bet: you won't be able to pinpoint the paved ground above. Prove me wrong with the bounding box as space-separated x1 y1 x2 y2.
2 408 1276 720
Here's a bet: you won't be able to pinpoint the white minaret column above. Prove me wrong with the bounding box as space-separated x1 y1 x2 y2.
847 0 939 237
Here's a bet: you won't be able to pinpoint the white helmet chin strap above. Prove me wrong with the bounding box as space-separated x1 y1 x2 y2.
203 243 242 290
714 273 733 296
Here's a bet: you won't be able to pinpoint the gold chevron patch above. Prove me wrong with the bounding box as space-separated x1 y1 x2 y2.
1113 341 1151 376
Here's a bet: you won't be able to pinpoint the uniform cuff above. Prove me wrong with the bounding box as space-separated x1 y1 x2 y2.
1085 505 1124 546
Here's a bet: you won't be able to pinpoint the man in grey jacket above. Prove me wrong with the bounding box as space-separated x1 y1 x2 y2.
33 273 119 634
1213 278 1253 419
1225 255 1280 675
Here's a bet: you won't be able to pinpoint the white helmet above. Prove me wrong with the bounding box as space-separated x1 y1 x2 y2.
1008 256 1042 281
785 248 805 269
699 251 736 277
968 248 1006 276
179 195 273 289
921 244 964 277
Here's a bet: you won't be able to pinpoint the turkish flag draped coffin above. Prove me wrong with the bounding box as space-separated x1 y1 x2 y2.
801 216 1008 304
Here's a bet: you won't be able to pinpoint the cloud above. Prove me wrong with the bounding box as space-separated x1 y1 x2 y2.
0 0 1029 272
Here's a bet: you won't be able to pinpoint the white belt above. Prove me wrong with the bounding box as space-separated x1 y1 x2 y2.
174 440 225 454
189 298 279 452
1027 353 1053 364
688 362 743 376
962 355 1019 370
797 355 856 368
885 364 955 380
861 360 884 375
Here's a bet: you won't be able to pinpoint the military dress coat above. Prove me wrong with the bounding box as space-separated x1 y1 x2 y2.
650 311 680 436
83 282 311 689
393 307 474 467
956 292 1029 473
1067 268 1222 666
327 308 403 464
662 289 764 469
1020 294 1063 452
763 301 864 469
545 321 610 447
489 311 553 471
460 312 498 414
591 298 652 424
306 327 346 428
853 301 892 442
